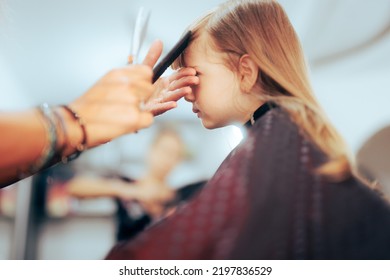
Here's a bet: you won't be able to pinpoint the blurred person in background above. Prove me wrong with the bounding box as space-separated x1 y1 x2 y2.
66 127 205 242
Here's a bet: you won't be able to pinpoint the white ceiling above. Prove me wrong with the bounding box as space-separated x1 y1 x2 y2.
1 0 390 152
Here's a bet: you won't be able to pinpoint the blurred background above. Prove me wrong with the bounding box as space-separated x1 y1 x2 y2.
0 0 389 259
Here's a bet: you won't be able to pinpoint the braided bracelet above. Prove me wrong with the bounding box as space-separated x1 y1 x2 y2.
60 105 88 162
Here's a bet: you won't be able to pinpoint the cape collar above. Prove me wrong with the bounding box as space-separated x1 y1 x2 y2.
245 102 277 128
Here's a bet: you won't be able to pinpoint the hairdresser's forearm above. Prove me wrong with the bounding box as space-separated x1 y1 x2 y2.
0 110 47 169
0 108 82 187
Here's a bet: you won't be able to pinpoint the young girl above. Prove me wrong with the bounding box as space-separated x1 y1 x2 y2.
106 0 390 259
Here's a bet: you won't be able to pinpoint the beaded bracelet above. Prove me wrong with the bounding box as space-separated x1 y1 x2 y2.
60 105 88 162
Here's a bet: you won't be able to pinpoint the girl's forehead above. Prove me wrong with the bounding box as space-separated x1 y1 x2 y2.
183 44 200 66
184 34 213 64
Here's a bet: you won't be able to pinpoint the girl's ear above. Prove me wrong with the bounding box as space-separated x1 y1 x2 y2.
238 54 258 93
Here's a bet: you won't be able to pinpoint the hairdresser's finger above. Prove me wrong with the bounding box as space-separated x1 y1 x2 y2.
142 40 163 68
167 67 197 83
151 76 170 98
168 76 199 91
145 101 177 116
158 76 170 89
161 87 191 103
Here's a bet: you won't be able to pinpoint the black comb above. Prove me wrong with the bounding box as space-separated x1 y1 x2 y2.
152 31 192 83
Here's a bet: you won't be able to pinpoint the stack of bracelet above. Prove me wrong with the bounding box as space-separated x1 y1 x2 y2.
19 103 87 179
30 103 58 173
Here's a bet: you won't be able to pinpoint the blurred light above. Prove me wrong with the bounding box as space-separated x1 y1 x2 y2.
226 125 244 150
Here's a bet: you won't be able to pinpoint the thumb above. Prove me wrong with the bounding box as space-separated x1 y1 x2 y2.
142 40 163 68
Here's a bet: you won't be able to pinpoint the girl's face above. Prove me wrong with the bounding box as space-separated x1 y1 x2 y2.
183 32 244 129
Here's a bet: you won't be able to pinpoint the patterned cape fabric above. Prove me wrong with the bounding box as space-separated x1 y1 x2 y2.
106 105 390 259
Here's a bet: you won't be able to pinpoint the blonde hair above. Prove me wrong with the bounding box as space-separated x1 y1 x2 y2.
173 0 352 181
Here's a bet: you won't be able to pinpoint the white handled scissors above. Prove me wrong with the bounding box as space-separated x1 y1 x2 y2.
129 7 151 64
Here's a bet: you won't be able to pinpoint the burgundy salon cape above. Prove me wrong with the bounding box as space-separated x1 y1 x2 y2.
106 105 390 259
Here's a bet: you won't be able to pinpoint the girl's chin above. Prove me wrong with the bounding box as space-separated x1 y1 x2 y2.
201 119 223 130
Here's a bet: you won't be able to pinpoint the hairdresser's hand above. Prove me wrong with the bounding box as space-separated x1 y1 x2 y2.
67 65 154 148
145 68 199 116
139 40 199 116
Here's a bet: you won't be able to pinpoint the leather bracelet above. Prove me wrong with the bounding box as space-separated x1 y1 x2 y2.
60 105 88 162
